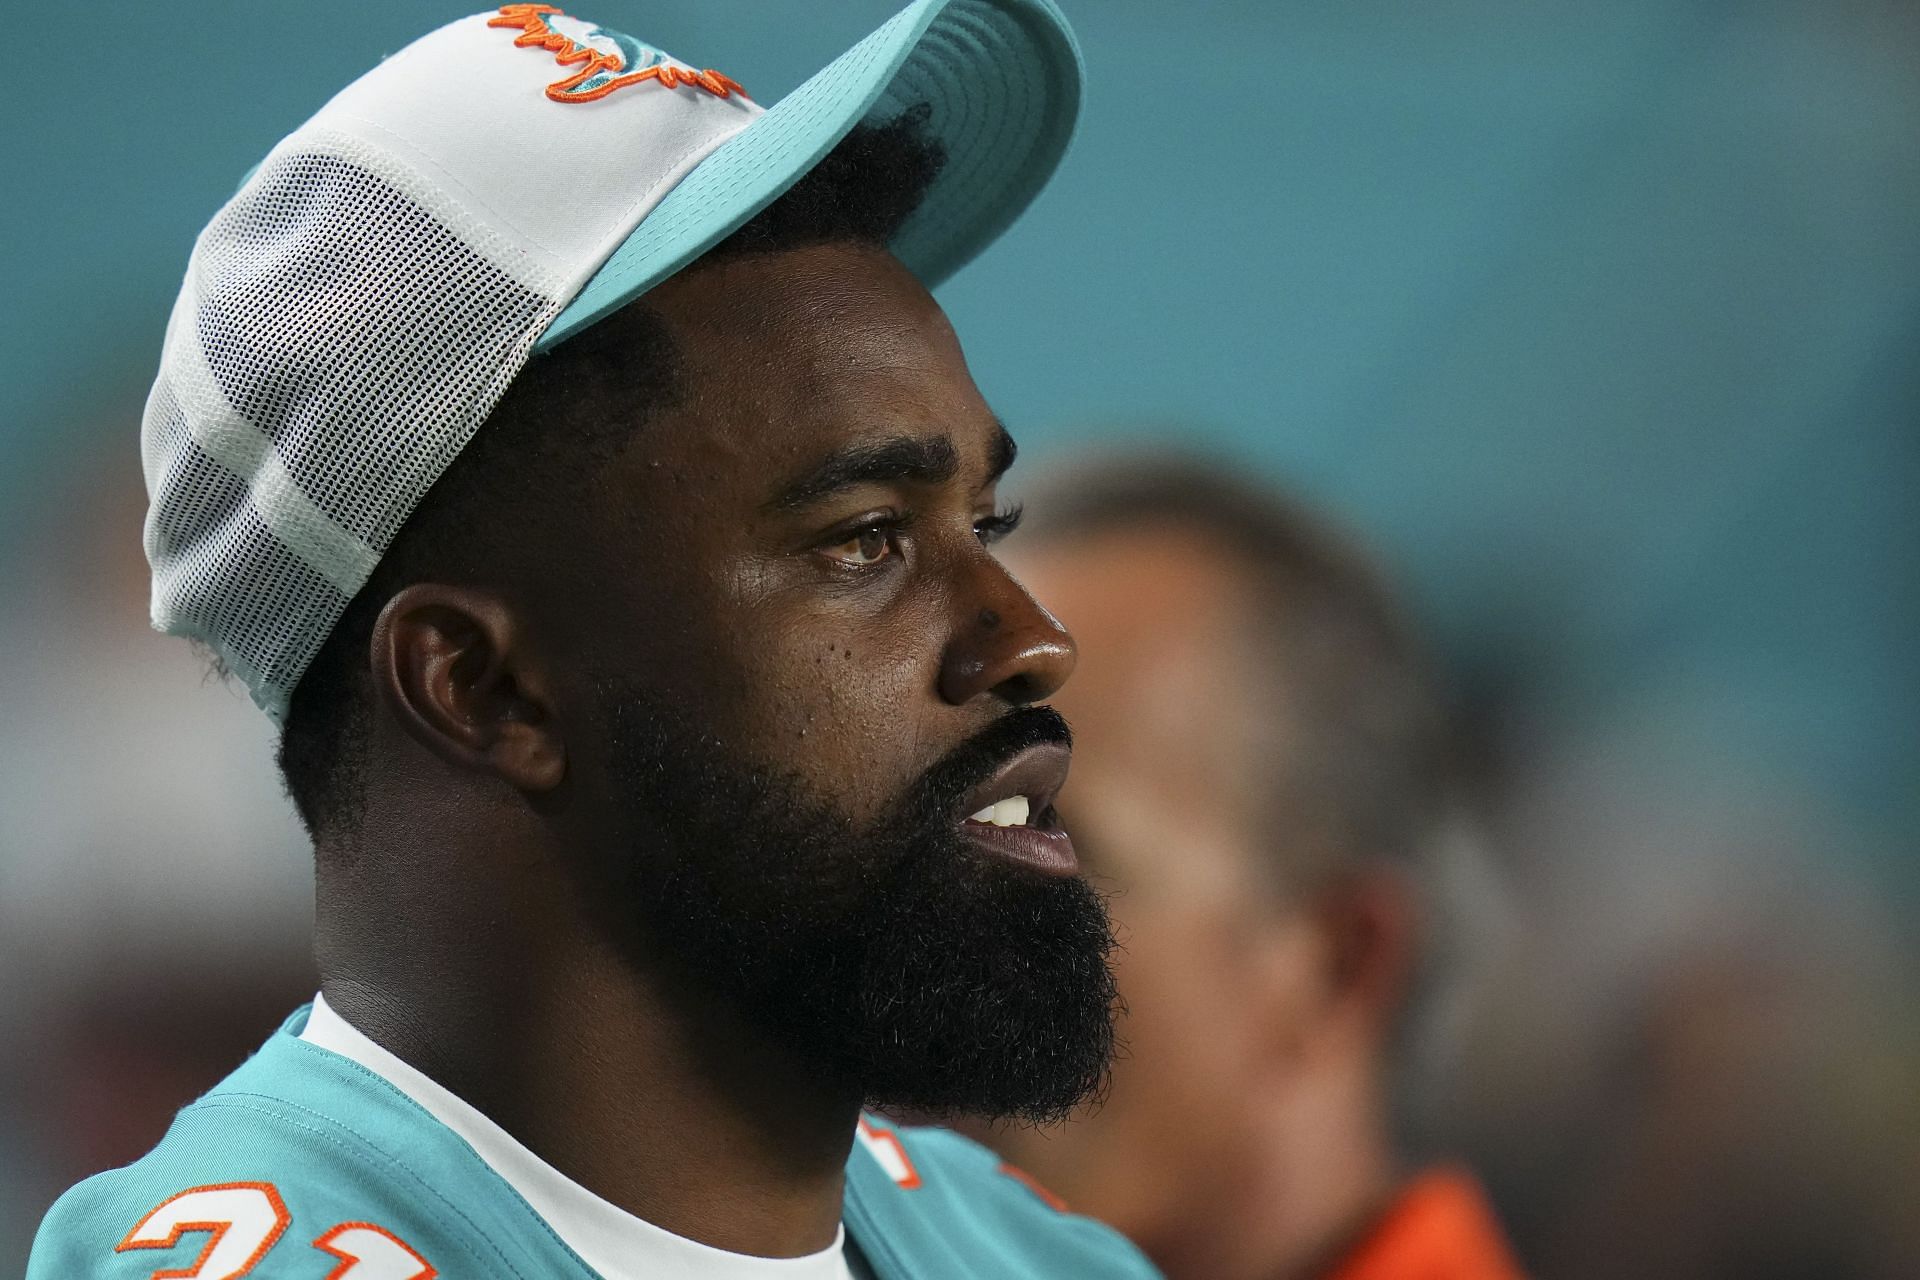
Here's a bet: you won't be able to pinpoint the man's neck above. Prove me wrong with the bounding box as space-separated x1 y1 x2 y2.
316 932 859 1258
1260 1057 1402 1280
1152 1052 1401 1280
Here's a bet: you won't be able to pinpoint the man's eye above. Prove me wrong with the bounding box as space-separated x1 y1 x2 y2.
824 524 897 566
975 504 1024 546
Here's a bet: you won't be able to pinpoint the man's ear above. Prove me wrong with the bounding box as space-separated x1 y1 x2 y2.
1315 865 1421 1051
1259 865 1421 1067
368 583 565 793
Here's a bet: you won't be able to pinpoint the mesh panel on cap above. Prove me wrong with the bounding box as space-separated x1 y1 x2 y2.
144 133 565 722
196 144 563 547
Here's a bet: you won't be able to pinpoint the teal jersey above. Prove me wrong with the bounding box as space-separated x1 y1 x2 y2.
30 1007 1157 1278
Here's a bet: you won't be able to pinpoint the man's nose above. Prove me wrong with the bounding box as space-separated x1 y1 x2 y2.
937 557 1077 706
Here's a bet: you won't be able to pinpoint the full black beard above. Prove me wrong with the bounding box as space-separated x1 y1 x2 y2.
594 690 1117 1124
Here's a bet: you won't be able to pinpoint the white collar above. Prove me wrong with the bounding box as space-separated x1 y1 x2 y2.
300 991 853 1280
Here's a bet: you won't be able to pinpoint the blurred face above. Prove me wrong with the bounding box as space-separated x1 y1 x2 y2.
527 244 1116 1119
990 527 1316 1258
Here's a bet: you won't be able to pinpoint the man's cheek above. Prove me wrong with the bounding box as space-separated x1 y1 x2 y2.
769 625 927 714
751 651 927 803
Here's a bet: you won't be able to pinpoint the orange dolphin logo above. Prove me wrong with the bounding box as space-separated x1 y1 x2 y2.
489 5 745 103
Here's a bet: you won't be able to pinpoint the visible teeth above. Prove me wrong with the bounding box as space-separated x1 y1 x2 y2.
967 795 1032 827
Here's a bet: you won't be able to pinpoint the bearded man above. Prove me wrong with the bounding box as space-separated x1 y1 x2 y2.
28 4 1151 1277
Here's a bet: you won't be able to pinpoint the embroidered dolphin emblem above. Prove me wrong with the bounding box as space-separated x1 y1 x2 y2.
489 5 746 104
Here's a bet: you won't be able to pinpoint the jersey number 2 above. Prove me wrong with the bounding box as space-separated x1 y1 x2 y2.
116 1183 435 1279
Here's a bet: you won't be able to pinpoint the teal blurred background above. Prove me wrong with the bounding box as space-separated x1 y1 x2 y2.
7 0 1915 847
4 1 1916 1274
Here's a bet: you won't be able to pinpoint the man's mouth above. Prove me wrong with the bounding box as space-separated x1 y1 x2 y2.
967 795 1035 827
955 741 1077 878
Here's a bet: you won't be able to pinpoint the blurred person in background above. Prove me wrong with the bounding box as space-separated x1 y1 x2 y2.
976 454 1522 1280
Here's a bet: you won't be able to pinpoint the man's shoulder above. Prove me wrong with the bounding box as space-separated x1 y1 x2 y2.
28 1014 584 1279
846 1116 1160 1278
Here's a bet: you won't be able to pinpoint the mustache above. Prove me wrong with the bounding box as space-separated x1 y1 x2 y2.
906 705 1072 820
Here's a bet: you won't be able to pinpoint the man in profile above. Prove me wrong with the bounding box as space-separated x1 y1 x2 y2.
28 3 1156 1276
982 455 1523 1280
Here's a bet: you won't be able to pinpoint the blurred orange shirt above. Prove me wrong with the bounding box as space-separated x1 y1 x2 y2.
1326 1168 1524 1280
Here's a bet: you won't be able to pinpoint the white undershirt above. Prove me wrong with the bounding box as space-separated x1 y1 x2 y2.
300 992 856 1280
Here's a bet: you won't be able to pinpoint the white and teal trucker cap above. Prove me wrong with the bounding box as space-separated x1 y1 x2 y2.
143 0 1082 723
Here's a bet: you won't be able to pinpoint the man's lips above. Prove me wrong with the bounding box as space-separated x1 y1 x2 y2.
955 741 1076 878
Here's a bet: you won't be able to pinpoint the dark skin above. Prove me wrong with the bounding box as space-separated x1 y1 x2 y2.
313 243 1077 1257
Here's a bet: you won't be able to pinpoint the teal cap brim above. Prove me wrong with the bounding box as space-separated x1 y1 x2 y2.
533 0 1082 352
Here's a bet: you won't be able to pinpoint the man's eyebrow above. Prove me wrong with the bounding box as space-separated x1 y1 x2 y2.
767 434 961 511
766 422 1020 513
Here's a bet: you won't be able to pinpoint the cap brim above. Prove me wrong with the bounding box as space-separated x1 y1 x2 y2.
533 0 1081 352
